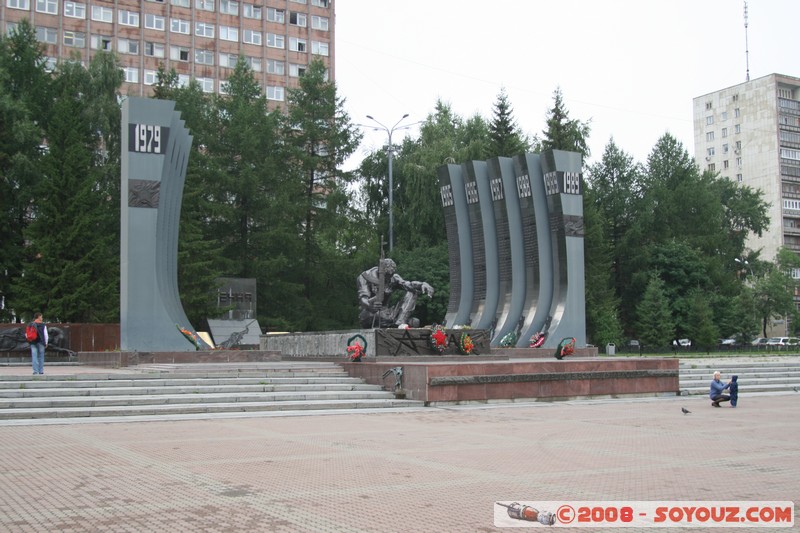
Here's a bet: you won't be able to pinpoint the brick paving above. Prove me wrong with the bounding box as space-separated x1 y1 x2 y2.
0 373 797 532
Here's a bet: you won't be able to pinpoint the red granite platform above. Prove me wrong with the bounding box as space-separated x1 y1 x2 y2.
343 357 679 404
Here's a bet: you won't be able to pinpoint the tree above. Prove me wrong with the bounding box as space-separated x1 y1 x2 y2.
635 274 675 349
0 21 48 321
11 55 122 321
486 87 528 158
686 290 719 352
534 87 591 158
283 59 362 311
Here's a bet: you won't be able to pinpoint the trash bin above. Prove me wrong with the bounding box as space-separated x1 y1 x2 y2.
606 343 616 356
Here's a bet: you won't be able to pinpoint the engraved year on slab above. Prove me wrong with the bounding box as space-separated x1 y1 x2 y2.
128 123 169 154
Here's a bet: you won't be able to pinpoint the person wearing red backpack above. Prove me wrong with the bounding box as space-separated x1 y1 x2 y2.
28 313 49 375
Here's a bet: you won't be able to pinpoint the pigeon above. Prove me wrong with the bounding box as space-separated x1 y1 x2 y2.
794 387 799 393
681 407 691 414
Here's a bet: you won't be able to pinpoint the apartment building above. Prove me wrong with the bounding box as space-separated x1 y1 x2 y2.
693 73 800 264
1 0 334 103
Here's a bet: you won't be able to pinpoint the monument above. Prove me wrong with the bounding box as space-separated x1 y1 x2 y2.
438 149 586 348
120 97 208 351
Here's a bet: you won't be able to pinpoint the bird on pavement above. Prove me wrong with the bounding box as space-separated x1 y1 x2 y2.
681 407 691 414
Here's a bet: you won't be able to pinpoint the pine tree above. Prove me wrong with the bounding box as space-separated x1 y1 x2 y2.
486 87 528 158
635 273 675 349
536 87 591 158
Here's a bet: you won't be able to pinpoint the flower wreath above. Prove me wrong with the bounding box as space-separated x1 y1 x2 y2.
554 337 576 360
346 334 367 361
458 333 475 355
176 324 201 351
499 331 517 347
529 332 546 348
429 324 449 354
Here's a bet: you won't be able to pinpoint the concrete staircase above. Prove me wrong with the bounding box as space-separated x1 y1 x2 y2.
679 358 800 396
0 362 423 422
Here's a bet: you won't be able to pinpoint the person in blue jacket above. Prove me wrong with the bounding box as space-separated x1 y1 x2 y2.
728 375 739 407
709 371 731 407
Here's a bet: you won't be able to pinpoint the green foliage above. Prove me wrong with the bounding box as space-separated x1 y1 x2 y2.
388 242 450 326
635 274 675 348
534 87 591 158
686 290 719 352
486 87 529 158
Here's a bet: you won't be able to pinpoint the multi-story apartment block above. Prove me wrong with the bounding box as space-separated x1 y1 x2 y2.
1 0 334 105
693 73 800 265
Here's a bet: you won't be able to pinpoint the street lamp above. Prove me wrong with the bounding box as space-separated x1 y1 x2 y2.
735 258 754 278
366 113 410 252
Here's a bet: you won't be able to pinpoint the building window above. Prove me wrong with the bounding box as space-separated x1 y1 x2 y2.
732 94 739 102
118 10 140 27
219 25 238 41
91 5 113 23
707 147 715 157
64 1 85 18
289 12 306 27
243 29 261 45
784 199 800 211
266 33 284 48
721 111 728 121
244 56 261 71
706 132 715 142
736 173 743 183
734 108 741 118
311 0 327 7
195 49 214 65
219 52 238 68
267 59 284 74
779 87 793 99
171 18 189 34
289 37 306 52
267 86 284 101
195 22 214 38
178 74 190 87
289 63 305 77
311 15 328 31
243 3 261 19
123 67 139 83
311 41 328 56
267 7 284 22
144 41 165 58
90 34 112 50
708 163 715 172
735 124 741 134
723 160 729 169
144 69 157 85
36 26 58 44
197 77 214 92
171 0 189 6
117 37 139 54
63 30 85 47
721 127 728 138
6 0 30 10
736 157 742 167
781 148 800 161
705 101 712 110
722 143 729 154
145 13 165 31
706 116 714 125
289 0 306 3
195 0 213 10
170 45 190 61
219 0 238 15
36 0 57 14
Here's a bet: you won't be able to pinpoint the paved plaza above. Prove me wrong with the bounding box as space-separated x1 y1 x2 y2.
0 367 797 532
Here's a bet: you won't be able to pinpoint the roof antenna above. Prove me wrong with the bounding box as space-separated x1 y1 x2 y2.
743 1 750 82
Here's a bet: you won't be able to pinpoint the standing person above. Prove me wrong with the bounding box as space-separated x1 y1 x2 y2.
729 375 739 408
709 371 730 407
29 313 48 375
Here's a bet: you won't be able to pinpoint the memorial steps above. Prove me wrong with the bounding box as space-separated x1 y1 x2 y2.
0 362 423 423
679 358 800 396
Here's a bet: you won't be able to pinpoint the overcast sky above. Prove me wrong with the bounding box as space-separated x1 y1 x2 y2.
334 0 800 171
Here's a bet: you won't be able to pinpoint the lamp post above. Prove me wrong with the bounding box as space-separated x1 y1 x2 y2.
366 113 410 252
735 258 754 278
